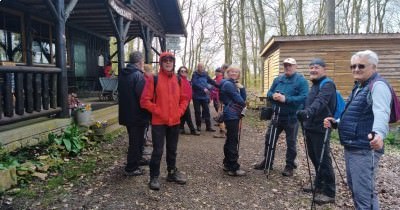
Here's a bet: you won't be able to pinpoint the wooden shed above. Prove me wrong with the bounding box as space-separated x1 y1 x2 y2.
260 34 400 98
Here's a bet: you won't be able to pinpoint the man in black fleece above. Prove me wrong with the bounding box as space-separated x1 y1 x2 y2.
118 51 150 176
296 58 336 205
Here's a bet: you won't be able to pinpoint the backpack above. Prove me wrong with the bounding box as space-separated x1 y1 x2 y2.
368 78 400 123
319 78 346 120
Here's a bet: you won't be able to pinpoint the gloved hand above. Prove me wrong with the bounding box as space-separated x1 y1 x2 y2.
296 110 309 122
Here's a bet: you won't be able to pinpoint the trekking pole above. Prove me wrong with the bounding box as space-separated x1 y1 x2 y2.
330 149 347 185
237 118 243 153
368 131 377 210
300 122 314 202
265 106 280 178
264 105 276 173
311 128 330 210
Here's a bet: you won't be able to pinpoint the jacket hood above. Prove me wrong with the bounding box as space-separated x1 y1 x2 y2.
159 51 175 76
121 63 141 75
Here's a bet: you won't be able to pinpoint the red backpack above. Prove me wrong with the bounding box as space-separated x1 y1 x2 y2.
368 78 400 123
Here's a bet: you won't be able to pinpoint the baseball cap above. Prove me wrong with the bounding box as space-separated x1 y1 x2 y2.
283 58 297 65
309 58 326 67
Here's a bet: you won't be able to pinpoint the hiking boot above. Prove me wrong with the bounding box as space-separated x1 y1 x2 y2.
190 130 201 136
282 166 294 177
227 169 246 176
167 168 187 185
206 128 216 132
124 168 144 176
314 194 335 205
139 158 150 166
196 127 201 132
253 161 273 171
149 177 160 190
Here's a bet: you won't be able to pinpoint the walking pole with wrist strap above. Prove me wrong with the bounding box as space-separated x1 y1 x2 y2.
299 121 314 205
264 105 280 178
369 131 377 210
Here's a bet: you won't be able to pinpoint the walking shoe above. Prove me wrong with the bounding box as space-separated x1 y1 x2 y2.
190 130 201 136
139 158 150 166
253 161 273 170
180 128 186 134
282 166 294 177
222 165 229 172
196 127 201 132
149 177 160 190
167 168 187 185
302 186 320 193
124 168 144 176
314 194 335 205
227 169 246 176
213 133 226 138
206 128 216 132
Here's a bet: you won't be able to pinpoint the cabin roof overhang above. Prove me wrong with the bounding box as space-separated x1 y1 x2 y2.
2 0 186 39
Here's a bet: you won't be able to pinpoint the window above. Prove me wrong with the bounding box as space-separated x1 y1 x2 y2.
0 11 23 63
31 19 53 64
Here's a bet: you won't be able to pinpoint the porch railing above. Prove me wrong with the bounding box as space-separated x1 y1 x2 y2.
0 66 62 125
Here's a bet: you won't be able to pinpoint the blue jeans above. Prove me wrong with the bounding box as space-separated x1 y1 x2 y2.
263 118 299 169
344 148 382 210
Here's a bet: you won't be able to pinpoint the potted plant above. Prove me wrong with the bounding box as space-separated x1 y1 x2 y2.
92 120 108 136
74 104 92 126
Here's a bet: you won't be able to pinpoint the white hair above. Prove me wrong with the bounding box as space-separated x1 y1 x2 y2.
351 50 379 67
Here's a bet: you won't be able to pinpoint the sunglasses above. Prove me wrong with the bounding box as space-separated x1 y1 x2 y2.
350 64 368 70
162 57 174 63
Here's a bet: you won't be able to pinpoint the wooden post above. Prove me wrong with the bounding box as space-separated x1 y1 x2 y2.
55 0 68 117
117 16 125 74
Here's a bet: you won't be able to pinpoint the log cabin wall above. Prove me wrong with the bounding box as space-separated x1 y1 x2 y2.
261 35 400 99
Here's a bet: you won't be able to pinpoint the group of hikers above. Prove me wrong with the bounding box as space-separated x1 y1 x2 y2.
118 49 393 210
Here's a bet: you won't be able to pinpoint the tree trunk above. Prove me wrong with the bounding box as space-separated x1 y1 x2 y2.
278 0 288 35
297 0 305 35
326 0 335 34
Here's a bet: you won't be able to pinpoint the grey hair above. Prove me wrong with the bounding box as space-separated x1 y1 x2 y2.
351 50 379 67
129 51 143 64
224 65 241 78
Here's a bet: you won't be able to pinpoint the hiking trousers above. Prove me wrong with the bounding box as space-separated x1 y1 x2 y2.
150 125 180 178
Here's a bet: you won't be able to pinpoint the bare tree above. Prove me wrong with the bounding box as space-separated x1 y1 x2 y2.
297 0 306 35
326 0 335 33
278 0 288 35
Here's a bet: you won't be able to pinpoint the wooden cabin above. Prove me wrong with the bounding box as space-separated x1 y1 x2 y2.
260 34 400 98
0 0 186 126
0 0 186 151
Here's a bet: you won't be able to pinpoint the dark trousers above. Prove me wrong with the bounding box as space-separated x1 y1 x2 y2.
263 119 298 169
305 130 336 198
223 119 241 171
125 125 146 172
150 125 180 177
180 105 196 132
193 99 211 129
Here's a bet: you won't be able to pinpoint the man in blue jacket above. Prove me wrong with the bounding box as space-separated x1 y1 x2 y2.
324 50 391 209
191 63 217 132
254 58 309 177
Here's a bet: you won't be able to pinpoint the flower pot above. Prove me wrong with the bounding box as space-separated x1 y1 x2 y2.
75 110 92 126
94 127 106 136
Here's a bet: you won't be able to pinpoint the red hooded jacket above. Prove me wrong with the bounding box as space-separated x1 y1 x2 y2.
140 52 190 126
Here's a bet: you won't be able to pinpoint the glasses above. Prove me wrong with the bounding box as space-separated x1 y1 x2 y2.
162 56 174 63
180 70 188 73
350 64 368 70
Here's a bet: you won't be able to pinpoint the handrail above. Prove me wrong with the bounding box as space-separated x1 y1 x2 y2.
0 66 61 73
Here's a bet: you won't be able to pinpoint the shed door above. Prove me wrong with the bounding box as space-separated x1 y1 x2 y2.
73 41 87 77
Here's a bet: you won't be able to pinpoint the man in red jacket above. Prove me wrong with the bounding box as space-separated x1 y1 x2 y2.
140 52 190 190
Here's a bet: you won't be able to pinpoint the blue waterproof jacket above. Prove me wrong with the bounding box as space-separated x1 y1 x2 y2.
220 79 246 121
267 72 308 122
191 71 216 100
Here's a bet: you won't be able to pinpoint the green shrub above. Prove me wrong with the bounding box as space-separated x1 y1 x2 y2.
48 124 88 156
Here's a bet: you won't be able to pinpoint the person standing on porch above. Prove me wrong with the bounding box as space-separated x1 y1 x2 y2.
140 52 191 191
118 51 150 176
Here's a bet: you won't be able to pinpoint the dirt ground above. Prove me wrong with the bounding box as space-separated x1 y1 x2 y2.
4 110 400 210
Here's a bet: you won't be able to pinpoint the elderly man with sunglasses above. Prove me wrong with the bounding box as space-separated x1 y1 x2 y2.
324 50 391 210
